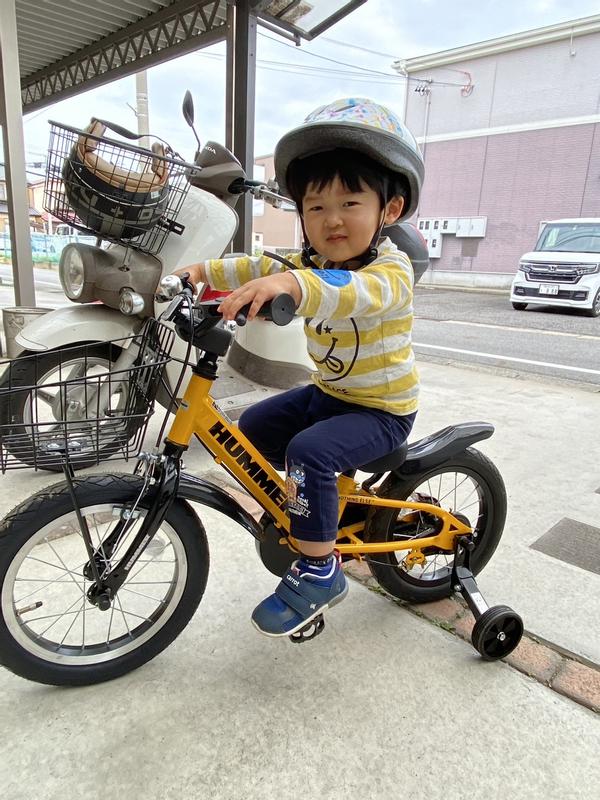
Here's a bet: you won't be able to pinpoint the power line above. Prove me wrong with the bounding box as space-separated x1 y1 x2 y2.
195 51 401 84
257 31 402 80
257 31 466 89
320 36 402 60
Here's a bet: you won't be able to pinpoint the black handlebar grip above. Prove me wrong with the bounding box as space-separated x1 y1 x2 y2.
234 306 250 327
269 293 296 326
234 293 296 327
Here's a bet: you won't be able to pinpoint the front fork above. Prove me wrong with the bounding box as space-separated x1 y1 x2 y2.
70 450 182 609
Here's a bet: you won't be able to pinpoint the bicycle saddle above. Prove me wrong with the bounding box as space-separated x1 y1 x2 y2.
358 441 408 473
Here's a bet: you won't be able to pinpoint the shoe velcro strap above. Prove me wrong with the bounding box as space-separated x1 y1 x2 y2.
275 572 329 618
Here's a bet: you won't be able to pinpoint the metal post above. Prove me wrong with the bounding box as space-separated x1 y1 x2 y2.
135 70 150 149
0 0 35 306
230 0 257 255
225 4 234 153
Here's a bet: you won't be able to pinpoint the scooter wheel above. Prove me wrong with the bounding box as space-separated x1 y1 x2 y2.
471 605 523 661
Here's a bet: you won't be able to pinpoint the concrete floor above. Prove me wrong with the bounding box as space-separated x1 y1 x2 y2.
1 359 599 799
1 501 599 800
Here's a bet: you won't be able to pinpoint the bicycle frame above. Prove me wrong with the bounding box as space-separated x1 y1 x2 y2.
167 367 472 561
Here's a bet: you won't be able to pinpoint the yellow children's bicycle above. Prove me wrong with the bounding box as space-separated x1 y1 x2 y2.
0 279 523 686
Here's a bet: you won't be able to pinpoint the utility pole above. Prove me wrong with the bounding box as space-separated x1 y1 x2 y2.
135 70 150 149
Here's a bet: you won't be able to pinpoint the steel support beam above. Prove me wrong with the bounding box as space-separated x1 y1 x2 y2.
230 0 257 255
0 0 35 306
21 0 228 113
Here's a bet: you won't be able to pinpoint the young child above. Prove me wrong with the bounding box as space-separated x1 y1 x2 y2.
176 97 424 639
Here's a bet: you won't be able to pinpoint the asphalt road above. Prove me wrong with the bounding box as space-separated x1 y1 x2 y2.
0 265 66 310
0 266 598 388
413 287 600 389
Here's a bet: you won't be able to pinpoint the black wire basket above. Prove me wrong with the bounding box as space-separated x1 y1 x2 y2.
0 319 174 472
43 120 191 255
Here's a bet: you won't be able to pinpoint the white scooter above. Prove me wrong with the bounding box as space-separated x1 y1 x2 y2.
0 92 429 471
0 92 312 470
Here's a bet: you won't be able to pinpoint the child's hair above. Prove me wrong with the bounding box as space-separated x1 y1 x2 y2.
285 148 409 212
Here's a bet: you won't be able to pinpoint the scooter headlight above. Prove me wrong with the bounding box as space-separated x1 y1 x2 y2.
59 244 98 303
119 288 145 316
60 247 85 299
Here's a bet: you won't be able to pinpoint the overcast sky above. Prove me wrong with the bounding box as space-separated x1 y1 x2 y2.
15 0 600 176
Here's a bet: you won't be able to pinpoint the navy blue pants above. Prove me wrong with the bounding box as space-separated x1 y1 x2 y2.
238 384 416 541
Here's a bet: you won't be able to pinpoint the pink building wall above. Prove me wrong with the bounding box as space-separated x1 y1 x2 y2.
419 123 600 272
404 23 600 274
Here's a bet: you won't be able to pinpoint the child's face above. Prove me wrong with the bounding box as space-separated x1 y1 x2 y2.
301 176 404 264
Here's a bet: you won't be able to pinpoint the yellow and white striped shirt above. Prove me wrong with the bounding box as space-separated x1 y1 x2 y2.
205 237 419 416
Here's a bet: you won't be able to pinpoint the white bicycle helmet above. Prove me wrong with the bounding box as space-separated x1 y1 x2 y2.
62 118 169 241
274 97 424 220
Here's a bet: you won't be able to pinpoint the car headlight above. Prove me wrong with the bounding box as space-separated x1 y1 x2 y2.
575 264 600 275
518 262 533 273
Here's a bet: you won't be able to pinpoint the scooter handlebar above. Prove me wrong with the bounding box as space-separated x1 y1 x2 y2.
156 273 196 302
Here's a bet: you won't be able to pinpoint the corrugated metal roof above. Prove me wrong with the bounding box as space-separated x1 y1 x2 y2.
15 2 366 109
17 0 169 77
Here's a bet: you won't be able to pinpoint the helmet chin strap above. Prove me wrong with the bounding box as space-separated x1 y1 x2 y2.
364 213 387 266
299 215 320 268
300 210 387 270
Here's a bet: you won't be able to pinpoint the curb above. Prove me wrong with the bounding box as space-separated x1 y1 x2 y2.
343 560 600 714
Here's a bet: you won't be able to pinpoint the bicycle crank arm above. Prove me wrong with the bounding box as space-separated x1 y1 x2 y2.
86 455 181 609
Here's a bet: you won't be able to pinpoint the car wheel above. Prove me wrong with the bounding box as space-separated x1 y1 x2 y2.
585 289 600 318
511 302 528 311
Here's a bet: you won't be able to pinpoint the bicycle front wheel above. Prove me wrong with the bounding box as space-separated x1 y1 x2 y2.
0 474 209 686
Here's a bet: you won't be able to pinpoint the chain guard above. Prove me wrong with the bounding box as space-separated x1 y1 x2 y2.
256 519 297 577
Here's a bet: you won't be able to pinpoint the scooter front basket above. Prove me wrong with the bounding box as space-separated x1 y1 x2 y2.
44 121 191 255
0 318 174 472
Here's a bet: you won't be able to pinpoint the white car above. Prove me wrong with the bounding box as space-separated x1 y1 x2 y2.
510 218 600 317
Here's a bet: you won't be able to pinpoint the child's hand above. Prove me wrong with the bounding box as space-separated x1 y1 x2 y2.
218 273 301 322
171 263 207 292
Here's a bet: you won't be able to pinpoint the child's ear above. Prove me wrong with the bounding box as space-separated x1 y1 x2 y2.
384 196 404 224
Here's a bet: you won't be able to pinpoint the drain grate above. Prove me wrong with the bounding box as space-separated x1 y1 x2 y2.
531 518 600 576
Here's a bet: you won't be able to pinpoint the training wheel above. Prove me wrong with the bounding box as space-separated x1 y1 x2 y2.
471 605 523 661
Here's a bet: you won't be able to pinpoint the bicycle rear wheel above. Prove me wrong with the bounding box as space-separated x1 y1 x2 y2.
364 448 506 603
0 474 209 686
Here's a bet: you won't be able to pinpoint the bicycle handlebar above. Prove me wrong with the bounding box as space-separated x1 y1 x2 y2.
234 293 296 327
158 273 295 331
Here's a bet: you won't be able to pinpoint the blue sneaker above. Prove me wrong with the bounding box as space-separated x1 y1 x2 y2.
252 554 348 638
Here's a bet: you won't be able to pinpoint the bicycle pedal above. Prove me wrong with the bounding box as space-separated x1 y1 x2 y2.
289 614 325 643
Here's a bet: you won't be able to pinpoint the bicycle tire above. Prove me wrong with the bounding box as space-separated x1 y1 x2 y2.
0 473 209 685
364 447 507 604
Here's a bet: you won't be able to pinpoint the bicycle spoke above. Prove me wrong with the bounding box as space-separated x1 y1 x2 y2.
46 539 85 593
4 495 192 669
106 603 115 646
120 585 169 604
22 554 81 576
37 592 85 639
15 575 80 606
59 603 86 648
436 475 470 504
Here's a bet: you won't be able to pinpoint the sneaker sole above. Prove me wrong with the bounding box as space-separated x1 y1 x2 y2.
252 582 349 639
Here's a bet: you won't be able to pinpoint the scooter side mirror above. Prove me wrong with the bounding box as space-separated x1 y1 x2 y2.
183 90 202 151
182 91 194 127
